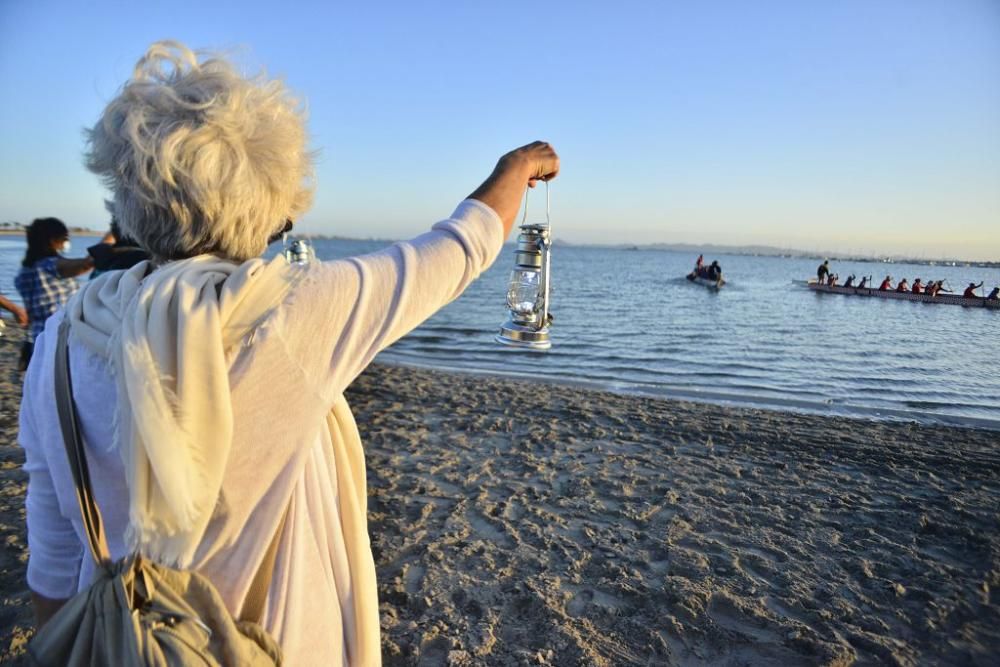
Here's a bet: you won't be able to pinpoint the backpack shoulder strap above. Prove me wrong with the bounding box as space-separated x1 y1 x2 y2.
240 507 289 625
57 316 286 623
54 317 112 568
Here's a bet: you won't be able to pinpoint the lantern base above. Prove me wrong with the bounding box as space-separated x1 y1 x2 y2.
496 321 551 351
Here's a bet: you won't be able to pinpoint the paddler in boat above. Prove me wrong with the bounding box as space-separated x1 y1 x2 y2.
707 260 722 282
911 278 924 294
828 273 839 286
878 275 893 290
842 274 856 288
988 286 999 300
963 282 984 298
927 280 950 297
895 278 910 292
816 260 830 285
857 276 869 288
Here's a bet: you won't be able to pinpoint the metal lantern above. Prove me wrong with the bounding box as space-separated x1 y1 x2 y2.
496 182 553 351
283 236 314 265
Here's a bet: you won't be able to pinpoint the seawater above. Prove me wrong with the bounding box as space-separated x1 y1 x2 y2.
2 235 997 429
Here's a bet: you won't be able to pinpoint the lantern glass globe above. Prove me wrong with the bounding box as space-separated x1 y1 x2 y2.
506 268 541 317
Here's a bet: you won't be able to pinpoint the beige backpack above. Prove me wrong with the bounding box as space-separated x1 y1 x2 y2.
28 318 286 666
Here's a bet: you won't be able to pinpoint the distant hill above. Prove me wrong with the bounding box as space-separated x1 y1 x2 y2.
560 241 1000 269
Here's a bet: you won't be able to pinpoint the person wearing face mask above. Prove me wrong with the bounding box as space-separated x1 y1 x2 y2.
13 217 94 370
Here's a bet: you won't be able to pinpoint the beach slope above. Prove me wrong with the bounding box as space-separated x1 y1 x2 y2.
354 366 999 666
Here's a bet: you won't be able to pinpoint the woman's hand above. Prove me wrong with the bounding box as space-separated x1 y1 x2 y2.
469 141 560 238
0 295 28 326
500 141 560 188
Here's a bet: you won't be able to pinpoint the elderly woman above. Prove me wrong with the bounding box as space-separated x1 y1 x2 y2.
19 41 558 664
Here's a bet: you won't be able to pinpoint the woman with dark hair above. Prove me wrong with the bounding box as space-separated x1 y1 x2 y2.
13 217 93 368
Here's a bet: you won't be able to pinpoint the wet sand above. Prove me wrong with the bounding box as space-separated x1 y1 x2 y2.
1 325 998 665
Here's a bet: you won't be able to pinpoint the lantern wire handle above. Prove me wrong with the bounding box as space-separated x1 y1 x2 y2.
519 180 552 231
545 180 551 230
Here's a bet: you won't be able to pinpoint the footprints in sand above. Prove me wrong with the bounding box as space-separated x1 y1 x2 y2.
467 512 517 550
708 592 783 643
349 365 1000 666
564 585 623 619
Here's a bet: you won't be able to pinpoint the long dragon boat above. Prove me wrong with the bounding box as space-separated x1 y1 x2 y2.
807 282 999 309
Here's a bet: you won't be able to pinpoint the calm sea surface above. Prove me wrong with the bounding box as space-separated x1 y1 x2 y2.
2 235 998 429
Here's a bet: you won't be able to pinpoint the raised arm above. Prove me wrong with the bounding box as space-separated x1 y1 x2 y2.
55 256 95 278
279 142 560 396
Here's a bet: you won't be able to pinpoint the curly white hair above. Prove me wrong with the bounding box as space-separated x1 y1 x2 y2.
85 41 314 262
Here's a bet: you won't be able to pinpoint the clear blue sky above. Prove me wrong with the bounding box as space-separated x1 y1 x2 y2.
1 0 998 260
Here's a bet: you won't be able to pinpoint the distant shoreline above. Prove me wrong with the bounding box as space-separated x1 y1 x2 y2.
574 243 1000 269
293 237 1000 268
0 229 103 238
1 229 995 267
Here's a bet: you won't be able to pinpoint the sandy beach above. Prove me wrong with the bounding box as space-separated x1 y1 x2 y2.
1 325 998 665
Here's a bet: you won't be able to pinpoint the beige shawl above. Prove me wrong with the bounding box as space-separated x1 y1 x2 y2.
66 254 305 566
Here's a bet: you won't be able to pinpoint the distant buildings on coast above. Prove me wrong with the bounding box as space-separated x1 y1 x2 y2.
608 241 999 270
0 221 97 236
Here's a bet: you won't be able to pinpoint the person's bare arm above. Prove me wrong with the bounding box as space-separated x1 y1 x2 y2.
31 591 69 629
468 141 560 238
0 294 28 326
55 256 94 278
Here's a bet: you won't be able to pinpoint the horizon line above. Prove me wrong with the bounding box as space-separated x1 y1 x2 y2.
0 227 996 266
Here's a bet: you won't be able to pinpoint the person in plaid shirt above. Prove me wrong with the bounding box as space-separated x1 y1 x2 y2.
14 218 94 369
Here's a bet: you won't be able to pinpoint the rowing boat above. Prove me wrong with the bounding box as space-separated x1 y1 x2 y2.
687 272 725 289
807 282 999 309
